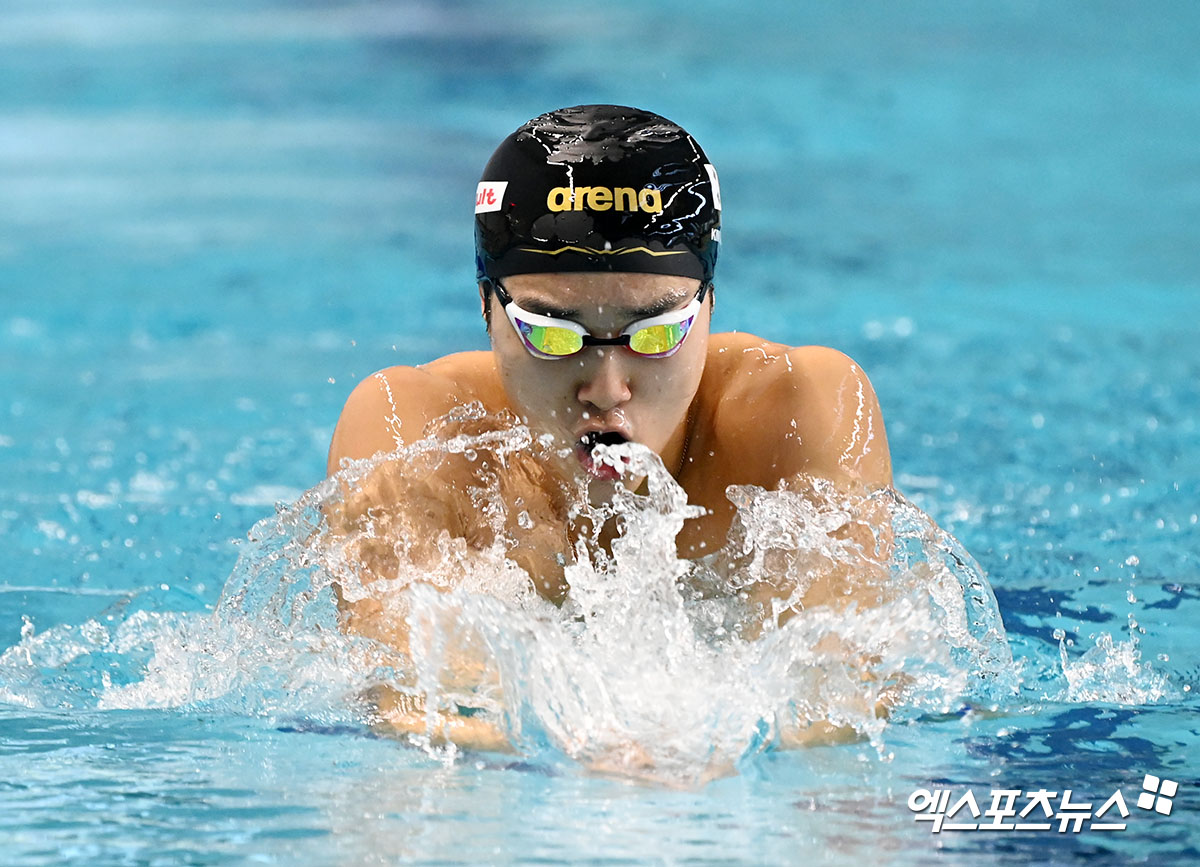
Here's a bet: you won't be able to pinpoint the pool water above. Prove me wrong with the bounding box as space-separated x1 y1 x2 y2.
2 0 1198 863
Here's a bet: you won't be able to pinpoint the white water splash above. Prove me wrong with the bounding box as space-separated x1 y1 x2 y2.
0 412 1079 784
1058 632 1174 704
195 415 1024 781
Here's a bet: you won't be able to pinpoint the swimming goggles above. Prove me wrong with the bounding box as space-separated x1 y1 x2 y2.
490 280 707 360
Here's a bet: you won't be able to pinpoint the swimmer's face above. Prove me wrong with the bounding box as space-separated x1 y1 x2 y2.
486 272 710 484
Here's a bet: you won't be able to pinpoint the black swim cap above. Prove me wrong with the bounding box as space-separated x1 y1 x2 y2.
475 105 720 285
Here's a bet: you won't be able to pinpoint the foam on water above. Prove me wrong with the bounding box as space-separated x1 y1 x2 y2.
0 410 1177 785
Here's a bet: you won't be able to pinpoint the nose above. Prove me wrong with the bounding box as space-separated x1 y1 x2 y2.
576 348 632 412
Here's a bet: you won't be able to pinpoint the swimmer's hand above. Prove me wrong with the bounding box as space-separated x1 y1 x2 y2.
364 686 513 753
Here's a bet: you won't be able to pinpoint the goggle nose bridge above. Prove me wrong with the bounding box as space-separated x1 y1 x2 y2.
580 334 632 348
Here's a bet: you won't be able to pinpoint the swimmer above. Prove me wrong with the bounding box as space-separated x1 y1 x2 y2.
327 105 894 741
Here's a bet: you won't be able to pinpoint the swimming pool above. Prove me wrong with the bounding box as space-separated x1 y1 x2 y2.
2 0 1197 862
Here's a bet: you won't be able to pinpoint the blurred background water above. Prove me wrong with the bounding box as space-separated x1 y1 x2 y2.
1 1 1198 863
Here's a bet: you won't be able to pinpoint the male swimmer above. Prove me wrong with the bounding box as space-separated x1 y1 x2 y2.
327 106 893 745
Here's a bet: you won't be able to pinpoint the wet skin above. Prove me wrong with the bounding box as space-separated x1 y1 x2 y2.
327 271 893 603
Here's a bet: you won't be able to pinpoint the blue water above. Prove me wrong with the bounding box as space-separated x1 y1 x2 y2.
2 1 1198 863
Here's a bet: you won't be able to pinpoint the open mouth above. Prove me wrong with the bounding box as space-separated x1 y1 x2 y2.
576 431 630 480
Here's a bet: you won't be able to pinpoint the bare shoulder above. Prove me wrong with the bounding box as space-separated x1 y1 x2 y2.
327 351 502 474
703 333 865 407
701 334 891 488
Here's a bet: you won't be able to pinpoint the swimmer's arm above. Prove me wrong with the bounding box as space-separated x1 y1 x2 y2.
730 345 894 617
325 365 475 648
783 344 894 589
324 361 535 748
781 350 921 725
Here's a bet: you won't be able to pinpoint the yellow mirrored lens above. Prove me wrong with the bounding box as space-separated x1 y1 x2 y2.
629 323 684 355
529 324 583 356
